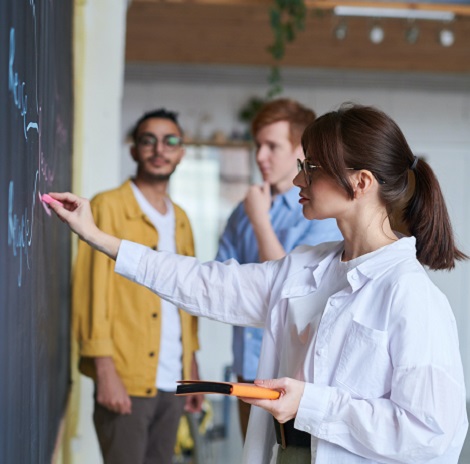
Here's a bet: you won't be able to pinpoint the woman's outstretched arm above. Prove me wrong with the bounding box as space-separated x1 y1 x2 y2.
47 192 121 260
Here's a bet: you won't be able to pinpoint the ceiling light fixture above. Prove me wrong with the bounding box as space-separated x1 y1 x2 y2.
334 6 455 22
370 24 384 44
334 21 348 40
439 27 455 47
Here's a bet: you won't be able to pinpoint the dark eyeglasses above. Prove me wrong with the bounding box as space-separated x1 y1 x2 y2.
136 133 183 152
297 159 385 185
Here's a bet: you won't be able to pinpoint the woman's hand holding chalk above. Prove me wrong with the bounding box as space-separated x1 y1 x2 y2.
46 191 121 261
42 193 64 207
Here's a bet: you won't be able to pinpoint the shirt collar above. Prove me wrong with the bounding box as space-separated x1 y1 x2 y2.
273 186 300 211
281 237 417 298
354 236 417 280
280 242 342 299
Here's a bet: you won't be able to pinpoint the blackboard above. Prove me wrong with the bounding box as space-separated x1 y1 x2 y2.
0 0 73 462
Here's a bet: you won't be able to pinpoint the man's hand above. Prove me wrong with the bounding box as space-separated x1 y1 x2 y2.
185 353 204 413
95 357 132 415
244 182 272 228
240 377 305 424
184 394 204 413
243 182 286 261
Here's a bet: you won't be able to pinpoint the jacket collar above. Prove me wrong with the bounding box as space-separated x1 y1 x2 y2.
118 179 188 234
119 179 146 220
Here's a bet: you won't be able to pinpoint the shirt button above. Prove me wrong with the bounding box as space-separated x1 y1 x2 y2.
152 313 158 318
351 274 357 280
329 300 336 306
146 388 152 395
316 349 324 357
149 352 155 357
246 332 253 339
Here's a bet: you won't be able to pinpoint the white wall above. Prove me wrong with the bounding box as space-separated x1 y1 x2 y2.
72 1 129 462
120 63 470 391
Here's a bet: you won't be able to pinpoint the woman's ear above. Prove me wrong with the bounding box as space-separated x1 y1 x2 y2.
352 170 375 198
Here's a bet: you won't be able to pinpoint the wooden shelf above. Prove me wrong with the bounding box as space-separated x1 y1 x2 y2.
184 139 253 149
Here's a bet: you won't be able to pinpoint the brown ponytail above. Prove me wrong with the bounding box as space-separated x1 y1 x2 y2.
302 103 467 270
403 158 467 270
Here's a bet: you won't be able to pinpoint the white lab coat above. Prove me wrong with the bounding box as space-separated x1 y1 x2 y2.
115 236 468 463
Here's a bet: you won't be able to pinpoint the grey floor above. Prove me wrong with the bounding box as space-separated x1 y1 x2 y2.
175 397 243 464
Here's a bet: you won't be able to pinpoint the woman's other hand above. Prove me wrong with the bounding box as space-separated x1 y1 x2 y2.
241 377 305 424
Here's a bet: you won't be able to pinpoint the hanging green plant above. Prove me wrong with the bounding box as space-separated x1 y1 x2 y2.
267 0 307 98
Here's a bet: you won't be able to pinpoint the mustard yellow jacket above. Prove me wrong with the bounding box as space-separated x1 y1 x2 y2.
72 180 199 396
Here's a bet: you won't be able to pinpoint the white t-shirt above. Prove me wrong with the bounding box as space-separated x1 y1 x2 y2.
131 182 182 392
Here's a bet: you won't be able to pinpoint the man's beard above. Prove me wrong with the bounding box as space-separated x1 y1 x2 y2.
138 164 176 182
150 173 171 181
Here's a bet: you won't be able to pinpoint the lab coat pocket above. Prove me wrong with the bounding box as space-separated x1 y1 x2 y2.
335 320 392 399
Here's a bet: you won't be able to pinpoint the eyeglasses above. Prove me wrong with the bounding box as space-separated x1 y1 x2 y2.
297 159 354 185
136 133 183 153
297 159 385 185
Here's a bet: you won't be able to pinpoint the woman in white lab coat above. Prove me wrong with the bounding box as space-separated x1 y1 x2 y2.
49 103 468 464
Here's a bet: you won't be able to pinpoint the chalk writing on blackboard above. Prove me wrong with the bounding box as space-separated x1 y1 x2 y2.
7 13 41 287
1 0 72 461
9 28 39 139
8 177 38 287
8 28 39 139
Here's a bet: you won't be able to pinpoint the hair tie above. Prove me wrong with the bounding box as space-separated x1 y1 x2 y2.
410 156 418 171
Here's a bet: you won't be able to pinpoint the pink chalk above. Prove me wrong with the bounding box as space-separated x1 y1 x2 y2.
42 193 64 207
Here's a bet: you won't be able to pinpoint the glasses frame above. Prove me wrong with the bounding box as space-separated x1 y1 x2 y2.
297 159 385 185
136 133 184 153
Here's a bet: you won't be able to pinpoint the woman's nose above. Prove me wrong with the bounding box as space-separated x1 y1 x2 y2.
293 170 305 187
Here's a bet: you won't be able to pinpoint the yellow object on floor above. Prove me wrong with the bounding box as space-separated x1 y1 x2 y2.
175 400 214 456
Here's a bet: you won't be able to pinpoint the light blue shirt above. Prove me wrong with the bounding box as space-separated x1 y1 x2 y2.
215 186 342 379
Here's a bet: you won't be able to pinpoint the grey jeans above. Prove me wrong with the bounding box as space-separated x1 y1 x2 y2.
93 391 186 464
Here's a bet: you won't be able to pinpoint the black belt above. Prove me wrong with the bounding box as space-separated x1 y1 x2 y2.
273 418 311 449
